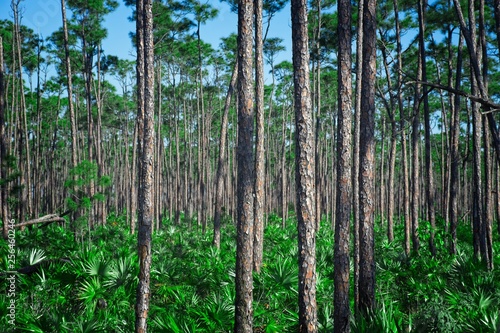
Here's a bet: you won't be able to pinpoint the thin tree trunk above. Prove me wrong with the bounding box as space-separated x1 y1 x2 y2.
353 0 364 310
394 0 410 256
449 35 463 254
358 0 376 314
479 0 493 270
314 0 322 230
135 0 153 330
213 58 237 248
334 0 352 329
253 0 265 273
13 0 32 222
418 0 436 256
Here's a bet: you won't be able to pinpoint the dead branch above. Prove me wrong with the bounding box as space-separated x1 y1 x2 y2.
13 214 66 228
406 80 500 111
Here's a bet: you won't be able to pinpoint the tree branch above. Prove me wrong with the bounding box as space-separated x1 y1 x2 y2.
13 214 66 228
407 80 500 111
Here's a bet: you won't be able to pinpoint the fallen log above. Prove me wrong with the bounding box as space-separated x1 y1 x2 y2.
13 214 66 228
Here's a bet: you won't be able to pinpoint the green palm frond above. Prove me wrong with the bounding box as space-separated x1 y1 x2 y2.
28 249 46 266
80 253 112 279
105 255 137 290
79 276 106 314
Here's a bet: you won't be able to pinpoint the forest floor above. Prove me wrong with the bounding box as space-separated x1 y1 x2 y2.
1 213 500 332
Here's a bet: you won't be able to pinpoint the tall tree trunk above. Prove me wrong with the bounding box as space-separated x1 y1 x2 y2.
471 78 483 261
479 0 493 270
418 0 436 256
334 0 352 330
291 0 317 331
358 0 376 314
411 43 422 254
483 120 494 270
234 0 255 331
314 0 322 230
213 59 237 249
253 0 265 273
449 35 463 254
95 44 105 225
393 0 410 256
13 0 32 223
353 0 364 310
135 0 154 330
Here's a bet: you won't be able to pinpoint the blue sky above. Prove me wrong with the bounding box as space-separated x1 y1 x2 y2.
0 0 293 77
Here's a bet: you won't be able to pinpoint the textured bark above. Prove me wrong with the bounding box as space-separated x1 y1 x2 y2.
253 0 265 273
213 59 237 249
469 0 483 262
378 39 396 243
352 0 364 310
291 0 317 331
358 0 376 314
479 0 493 270
234 0 254 331
334 0 352 330
483 120 494 270
453 0 500 163
471 77 483 261
135 0 154 331
313 0 322 230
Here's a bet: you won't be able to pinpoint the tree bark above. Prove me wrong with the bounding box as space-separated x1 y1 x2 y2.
418 0 436 256
213 58 237 249
234 0 255 331
253 0 265 273
291 0 317 331
135 0 154 330
334 0 352 330
358 0 377 314
352 0 364 310
449 35 463 254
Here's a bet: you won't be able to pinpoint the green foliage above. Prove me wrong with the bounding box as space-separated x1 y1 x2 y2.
2 213 499 332
64 161 111 231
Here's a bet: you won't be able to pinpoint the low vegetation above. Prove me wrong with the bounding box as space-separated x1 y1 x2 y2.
1 214 499 332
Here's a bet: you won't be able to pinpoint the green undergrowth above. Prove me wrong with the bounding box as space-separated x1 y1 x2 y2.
0 213 499 332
